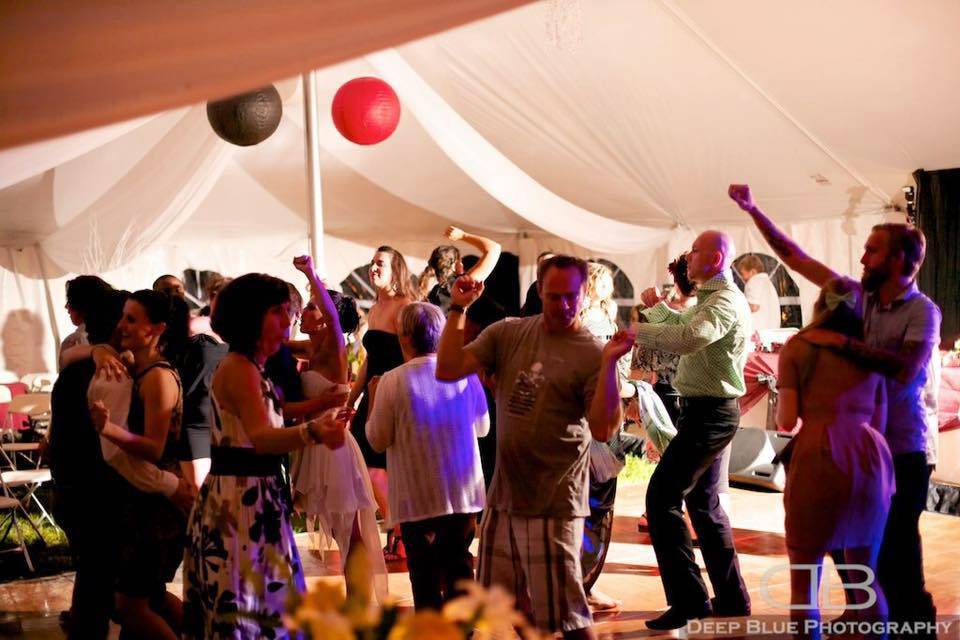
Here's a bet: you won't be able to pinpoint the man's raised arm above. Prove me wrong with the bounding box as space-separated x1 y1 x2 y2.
728 184 839 287
436 275 485 381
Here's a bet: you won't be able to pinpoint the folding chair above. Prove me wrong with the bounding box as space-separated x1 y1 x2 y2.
19 373 57 393
0 466 54 529
0 469 42 572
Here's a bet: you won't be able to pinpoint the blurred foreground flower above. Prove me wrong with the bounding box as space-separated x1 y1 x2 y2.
284 538 549 639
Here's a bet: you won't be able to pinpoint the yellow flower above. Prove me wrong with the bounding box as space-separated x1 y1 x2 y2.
387 610 463 640
287 609 355 640
299 580 346 614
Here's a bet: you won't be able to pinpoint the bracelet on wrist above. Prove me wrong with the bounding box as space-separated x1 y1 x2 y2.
449 304 466 315
299 422 314 445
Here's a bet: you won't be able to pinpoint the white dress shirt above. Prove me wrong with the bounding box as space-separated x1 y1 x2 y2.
88 375 178 497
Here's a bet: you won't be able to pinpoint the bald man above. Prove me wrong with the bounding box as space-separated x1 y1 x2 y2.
633 230 752 629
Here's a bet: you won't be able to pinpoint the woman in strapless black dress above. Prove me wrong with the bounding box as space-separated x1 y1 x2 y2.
351 329 404 468
347 246 417 552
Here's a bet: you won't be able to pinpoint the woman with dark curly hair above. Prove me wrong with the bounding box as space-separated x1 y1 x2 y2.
182 273 350 639
89 289 190 639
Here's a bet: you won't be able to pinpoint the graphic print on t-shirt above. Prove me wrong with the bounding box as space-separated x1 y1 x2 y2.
507 362 545 417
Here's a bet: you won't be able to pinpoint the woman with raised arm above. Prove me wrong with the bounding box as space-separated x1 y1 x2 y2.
426 225 502 313
347 246 416 559
88 290 190 639
182 274 349 639
290 255 388 600
777 278 894 638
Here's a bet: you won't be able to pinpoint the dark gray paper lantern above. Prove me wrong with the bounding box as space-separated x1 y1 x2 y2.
206 85 282 146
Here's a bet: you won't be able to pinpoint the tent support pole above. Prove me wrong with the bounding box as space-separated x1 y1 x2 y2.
33 245 61 370
302 70 326 275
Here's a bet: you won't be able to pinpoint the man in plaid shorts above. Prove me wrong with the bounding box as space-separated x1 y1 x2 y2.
437 255 633 639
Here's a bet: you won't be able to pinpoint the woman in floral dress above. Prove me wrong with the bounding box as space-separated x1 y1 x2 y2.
183 274 350 639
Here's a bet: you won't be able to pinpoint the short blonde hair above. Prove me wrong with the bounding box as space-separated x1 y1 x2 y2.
399 302 446 355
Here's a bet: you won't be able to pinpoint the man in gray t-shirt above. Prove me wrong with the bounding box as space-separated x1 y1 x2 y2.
436 255 632 640
466 314 604 518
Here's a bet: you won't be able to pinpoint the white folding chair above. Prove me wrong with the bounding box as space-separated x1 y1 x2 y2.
20 372 57 393
0 469 42 572
0 468 54 529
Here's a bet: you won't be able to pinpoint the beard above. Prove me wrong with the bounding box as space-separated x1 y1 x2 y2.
861 265 889 292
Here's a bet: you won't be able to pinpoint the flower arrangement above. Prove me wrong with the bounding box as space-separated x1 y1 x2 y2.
283 544 547 639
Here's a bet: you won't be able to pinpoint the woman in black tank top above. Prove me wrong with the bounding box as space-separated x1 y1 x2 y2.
91 289 190 640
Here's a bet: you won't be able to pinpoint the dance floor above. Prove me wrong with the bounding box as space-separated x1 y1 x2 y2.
1 484 958 638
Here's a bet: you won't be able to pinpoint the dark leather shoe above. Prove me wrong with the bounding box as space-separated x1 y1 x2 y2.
710 597 751 617
645 604 712 630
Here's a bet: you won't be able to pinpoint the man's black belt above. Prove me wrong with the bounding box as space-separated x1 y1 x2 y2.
679 396 739 406
210 446 283 477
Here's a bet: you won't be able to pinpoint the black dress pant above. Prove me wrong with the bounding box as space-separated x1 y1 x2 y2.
400 512 478 611
645 397 749 612
878 452 936 630
53 485 115 640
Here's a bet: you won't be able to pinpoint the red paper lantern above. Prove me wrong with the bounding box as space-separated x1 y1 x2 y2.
331 77 401 145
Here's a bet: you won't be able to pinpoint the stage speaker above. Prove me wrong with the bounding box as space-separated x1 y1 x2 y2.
728 428 793 492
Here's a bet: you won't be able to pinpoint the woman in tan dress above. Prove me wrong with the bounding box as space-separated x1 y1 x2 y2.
777 278 895 636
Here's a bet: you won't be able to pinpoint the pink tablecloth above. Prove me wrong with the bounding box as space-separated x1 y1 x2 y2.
940 366 960 433
740 353 960 434
739 352 781 415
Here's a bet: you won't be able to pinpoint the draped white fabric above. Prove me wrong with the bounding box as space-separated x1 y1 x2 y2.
366 49 674 253
2 0 956 374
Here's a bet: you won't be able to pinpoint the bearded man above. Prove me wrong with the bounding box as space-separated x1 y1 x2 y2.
729 184 941 635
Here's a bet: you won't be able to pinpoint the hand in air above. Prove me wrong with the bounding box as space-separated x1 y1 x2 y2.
451 275 484 308
444 226 465 242
603 329 636 362
640 287 664 308
89 400 110 433
727 184 756 212
293 255 314 275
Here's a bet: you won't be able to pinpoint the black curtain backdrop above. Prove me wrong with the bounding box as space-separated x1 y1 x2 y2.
914 168 960 347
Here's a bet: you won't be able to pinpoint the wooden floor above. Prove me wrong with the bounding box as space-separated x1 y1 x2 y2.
1 484 958 638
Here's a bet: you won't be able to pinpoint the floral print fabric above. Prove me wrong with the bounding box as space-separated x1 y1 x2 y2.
183 379 305 639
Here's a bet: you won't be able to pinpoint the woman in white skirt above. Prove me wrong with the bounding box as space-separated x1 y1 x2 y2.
289 255 388 601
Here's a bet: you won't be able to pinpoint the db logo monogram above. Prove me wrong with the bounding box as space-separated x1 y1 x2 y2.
759 564 877 611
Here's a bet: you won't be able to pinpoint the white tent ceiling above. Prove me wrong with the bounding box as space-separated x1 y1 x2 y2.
2 0 958 374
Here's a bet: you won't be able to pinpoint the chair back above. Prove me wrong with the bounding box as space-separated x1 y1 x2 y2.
20 373 57 393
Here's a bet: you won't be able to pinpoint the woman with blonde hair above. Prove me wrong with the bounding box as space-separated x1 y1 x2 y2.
777 277 894 637
581 262 618 333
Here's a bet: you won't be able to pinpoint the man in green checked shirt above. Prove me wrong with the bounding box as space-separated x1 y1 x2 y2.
633 230 752 630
